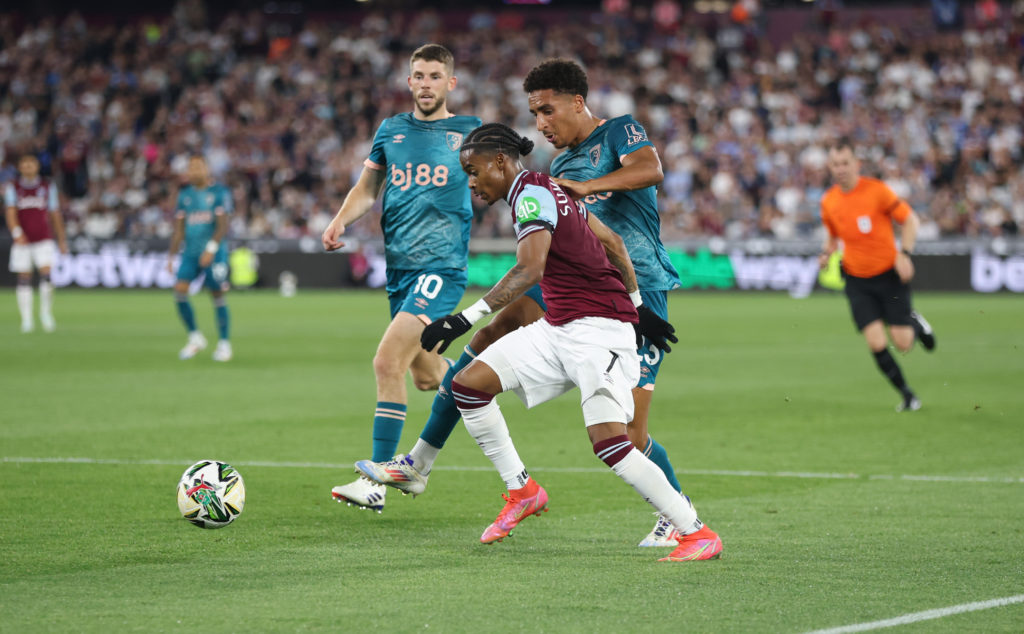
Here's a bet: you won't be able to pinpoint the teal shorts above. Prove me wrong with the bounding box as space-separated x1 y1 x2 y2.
177 250 229 292
386 268 468 321
637 289 669 389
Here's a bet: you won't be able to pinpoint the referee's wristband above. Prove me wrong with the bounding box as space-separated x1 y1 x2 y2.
900 248 913 257
11 226 23 239
628 290 642 307
205 240 219 254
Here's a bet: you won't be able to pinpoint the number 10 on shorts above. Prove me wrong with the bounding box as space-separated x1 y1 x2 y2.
413 274 443 299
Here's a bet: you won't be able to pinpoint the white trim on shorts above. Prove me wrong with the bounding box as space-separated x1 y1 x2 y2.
9 240 56 273
477 316 640 426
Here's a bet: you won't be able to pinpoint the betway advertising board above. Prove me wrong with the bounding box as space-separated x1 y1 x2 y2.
1 241 1022 293
467 251 821 296
467 248 1023 294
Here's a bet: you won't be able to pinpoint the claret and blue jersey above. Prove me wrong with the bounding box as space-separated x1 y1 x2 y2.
507 170 636 328
549 114 680 292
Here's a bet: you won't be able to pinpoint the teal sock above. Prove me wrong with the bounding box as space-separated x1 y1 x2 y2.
645 436 682 492
214 297 230 340
372 401 407 462
420 346 476 448
175 292 196 332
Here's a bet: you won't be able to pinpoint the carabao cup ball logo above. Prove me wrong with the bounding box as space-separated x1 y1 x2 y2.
177 460 245 529
185 476 230 522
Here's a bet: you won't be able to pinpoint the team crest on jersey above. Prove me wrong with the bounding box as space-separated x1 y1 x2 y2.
589 145 601 167
515 196 542 223
857 215 872 234
206 194 215 206
446 132 463 151
625 123 647 146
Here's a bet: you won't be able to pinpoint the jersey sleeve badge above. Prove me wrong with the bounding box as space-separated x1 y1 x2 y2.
515 196 543 223
625 122 648 146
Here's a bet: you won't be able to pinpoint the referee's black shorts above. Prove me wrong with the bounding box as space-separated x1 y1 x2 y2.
843 267 913 331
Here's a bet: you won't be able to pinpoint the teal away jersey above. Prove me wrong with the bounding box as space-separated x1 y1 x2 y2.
367 112 482 270
549 114 680 291
176 184 232 256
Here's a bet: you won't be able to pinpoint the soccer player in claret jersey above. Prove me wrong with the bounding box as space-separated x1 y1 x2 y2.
418 123 721 561
321 44 481 512
166 155 234 362
819 139 936 412
356 59 692 548
5 154 68 333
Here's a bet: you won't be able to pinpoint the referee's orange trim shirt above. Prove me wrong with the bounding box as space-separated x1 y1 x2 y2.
820 177 912 278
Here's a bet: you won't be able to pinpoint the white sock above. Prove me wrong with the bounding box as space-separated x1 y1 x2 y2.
16 285 33 326
408 438 441 475
458 399 529 490
39 280 53 320
610 448 702 534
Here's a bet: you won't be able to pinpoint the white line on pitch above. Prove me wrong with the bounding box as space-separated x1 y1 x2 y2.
2 456 1022 484
803 594 1024 634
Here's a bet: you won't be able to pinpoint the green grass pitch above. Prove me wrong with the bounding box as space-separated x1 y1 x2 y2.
1 289 1022 632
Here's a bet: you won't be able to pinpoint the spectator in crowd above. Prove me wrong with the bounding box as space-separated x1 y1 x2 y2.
0 2 1021 246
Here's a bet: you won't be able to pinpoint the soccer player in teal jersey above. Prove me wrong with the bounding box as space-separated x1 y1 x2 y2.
322 44 481 512
526 59 696 546
166 155 233 362
354 60 702 551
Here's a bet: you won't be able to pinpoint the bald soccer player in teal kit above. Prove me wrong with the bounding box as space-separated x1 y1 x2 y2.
322 44 481 512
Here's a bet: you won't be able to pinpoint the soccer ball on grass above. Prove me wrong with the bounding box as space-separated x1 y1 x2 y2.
176 460 245 529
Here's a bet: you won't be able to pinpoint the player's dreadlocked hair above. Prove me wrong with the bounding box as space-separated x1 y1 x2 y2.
461 123 535 159
522 59 589 99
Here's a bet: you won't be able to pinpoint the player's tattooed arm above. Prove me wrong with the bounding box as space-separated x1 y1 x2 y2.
605 249 638 293
586 212 638 293
482 230 551 312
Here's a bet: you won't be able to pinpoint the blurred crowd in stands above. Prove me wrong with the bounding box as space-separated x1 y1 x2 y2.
0 0 1022 246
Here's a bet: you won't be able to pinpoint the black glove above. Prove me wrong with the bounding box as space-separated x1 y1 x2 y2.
421 312 473 354
635 304 678 352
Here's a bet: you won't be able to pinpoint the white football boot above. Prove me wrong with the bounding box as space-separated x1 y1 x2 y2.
179 331 208 360
212 340 233 362
355 454 429 496
639 513 683 547
331 476 386 513
40 312 56 333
